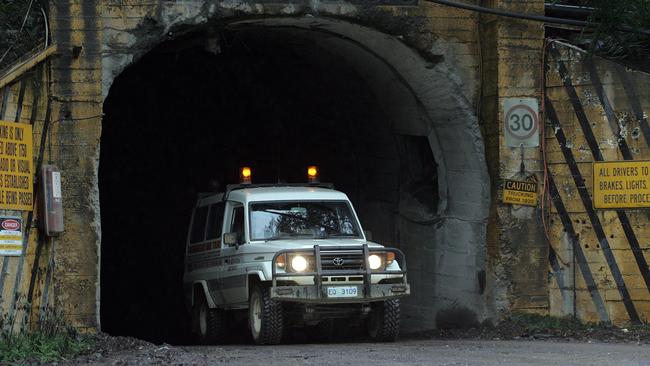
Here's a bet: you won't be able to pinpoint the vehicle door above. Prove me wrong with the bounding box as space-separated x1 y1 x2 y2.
203 201 226 304
220 201 248 305
185 203 225 305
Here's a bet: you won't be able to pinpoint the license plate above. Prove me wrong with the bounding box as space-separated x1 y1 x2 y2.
326 286 358 298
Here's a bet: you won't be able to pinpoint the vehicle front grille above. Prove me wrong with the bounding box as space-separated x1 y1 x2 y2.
320 251 364 271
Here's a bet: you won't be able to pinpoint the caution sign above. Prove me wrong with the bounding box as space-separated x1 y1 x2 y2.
503 179 538 206
0 217 23 256
0 120 33 211
593 161 650 209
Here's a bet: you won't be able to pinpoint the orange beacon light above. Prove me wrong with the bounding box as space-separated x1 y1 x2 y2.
240 166 252 184
307 166 319 183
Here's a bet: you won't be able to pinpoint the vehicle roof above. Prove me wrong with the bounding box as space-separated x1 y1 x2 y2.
229 186 350 204
196 186 352 206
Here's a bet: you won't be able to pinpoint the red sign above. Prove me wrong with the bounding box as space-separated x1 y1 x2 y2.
1 219 21 231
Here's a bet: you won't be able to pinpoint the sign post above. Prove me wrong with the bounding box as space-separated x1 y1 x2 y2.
504 98 540 148
0 120 33 211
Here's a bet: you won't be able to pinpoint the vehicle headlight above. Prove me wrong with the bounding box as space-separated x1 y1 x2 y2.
291 255 309 272
368 254 382 270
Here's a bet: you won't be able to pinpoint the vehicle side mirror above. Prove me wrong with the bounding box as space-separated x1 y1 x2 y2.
364 230 373 241
223 232 239 246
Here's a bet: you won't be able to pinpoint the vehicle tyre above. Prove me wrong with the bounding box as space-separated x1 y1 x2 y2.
367 299 400 342
249 285 283 345
194 293 227 344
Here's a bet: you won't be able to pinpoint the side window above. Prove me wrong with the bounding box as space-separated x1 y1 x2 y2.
206 202 225 240
231 206 245 242
190 206 209 243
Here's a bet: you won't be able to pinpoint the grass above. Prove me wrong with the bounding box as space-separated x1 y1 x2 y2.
0 331 94 365
1 302 94 365
509 312 587 333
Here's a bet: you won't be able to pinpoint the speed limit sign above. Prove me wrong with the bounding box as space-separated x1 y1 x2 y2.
504 98 539 147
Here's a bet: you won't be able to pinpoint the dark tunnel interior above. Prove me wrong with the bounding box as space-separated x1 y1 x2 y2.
99 27 438 344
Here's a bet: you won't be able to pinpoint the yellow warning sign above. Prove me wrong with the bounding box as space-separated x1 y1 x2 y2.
0 120 33 211
503 179 538 206
593 161 650 209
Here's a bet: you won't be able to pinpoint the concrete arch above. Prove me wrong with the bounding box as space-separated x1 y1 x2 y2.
100 15 489 332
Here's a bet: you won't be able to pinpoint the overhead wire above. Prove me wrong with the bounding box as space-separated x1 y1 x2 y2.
18 0 35 33
425 0 650 36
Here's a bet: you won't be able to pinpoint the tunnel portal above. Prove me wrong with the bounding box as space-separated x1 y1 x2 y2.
99 19 488 343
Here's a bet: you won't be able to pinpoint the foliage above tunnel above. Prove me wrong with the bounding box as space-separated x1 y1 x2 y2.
552 0 650 69
0 0 46 70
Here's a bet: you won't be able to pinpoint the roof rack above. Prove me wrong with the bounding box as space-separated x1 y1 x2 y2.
224 182 335 201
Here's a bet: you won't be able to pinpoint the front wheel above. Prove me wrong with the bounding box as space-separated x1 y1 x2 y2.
193 293 227 344
249 285 283 345
367 299 401 342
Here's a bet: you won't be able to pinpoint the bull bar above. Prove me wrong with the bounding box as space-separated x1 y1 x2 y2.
270 244 409 302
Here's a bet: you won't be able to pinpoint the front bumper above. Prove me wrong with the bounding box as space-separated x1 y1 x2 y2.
270 283 410 303
270 244 410 303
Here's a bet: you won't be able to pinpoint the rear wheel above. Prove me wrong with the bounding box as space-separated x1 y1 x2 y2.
367 299 401 342
193 292 226 344
249 285 283 345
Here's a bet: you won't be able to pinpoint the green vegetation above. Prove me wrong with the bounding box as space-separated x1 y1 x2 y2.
0 0 46 68
509 312 587 333
0 331 93 365
1 303 94 365
555 0 650 67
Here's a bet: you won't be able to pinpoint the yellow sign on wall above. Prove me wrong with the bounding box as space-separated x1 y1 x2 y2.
0 120 33 211
593 161 650 209
503 179 538 206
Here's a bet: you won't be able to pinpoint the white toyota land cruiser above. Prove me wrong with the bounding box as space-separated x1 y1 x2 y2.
183 168 410 345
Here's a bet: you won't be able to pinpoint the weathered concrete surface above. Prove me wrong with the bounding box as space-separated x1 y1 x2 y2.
44 0 495 333
8 0 649 339
0 0 650 338
480 0 548 319
0 49 59 334
546 42 650 324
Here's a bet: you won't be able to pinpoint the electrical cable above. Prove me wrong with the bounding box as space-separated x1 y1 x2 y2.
545 3 593 19
48 114 105 124
539 38 570 268
40 6 49 49
425 0 650 36
18 0 35 34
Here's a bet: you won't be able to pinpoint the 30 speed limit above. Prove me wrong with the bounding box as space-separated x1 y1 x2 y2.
504 98 539 147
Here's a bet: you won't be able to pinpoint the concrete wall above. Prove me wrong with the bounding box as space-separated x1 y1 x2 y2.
0 59 53 333
41 0 494 332
9 0 648 335
480 0 547 318
546 42 650 324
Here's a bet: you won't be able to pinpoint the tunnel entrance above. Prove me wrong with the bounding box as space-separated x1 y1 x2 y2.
99 24 440 343
99 17 490 343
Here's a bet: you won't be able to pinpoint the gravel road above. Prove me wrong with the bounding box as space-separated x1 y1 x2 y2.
70 339 650 366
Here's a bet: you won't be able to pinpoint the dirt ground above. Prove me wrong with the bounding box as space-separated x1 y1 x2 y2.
57 336 650 366
56 322 650 366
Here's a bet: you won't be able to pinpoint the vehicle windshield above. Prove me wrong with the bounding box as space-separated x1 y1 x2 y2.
250 201 362 241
